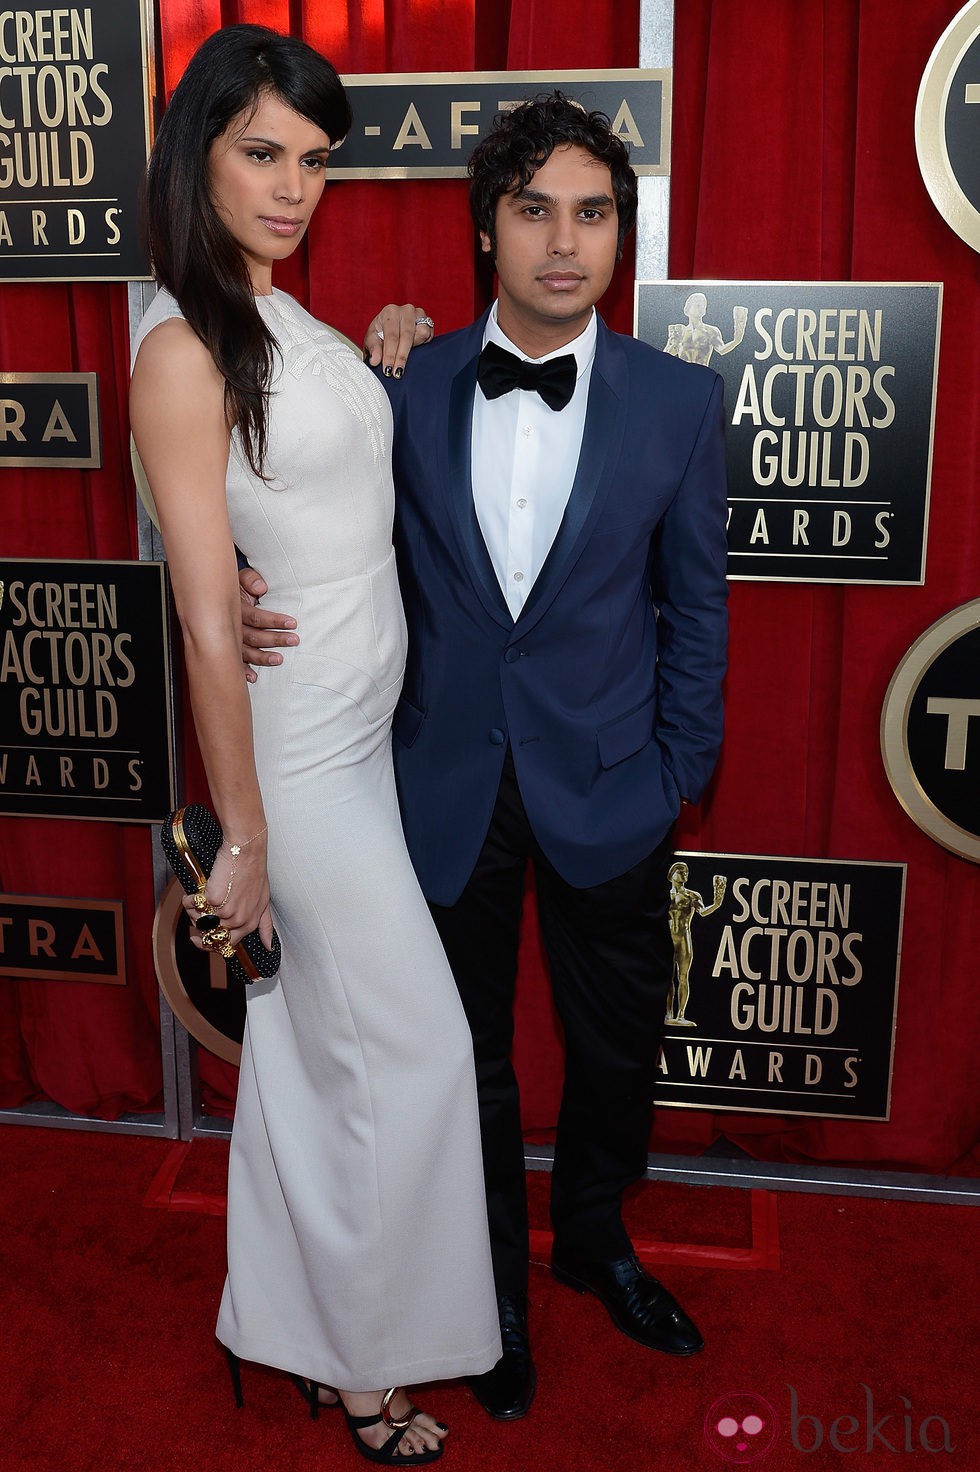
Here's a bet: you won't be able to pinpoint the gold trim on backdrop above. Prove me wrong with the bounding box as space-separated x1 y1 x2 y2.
880 598 980 863
915 0 980 252
343 68 669 84
131 436 160 529
152 879 243 1067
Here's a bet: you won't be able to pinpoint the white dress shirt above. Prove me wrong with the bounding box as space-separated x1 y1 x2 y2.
471 303 597 620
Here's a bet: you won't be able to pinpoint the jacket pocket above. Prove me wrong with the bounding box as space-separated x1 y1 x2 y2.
596 695 656 769
393 696 426 748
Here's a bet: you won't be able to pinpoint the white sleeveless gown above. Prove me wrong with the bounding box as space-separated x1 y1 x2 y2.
134 288 500 1391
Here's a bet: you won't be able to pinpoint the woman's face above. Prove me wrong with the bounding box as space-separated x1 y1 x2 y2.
208 91 332 293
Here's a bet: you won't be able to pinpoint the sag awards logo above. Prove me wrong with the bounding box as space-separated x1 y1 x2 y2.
635 280 939 585
703 1387 954 1461
665 859 726 1026
655 851 905 1120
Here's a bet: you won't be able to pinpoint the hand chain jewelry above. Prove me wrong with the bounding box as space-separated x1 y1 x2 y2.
216 822 268 908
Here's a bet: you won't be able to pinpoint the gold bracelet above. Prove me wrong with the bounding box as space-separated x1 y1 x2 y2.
225 822 268 858
216 823 268 907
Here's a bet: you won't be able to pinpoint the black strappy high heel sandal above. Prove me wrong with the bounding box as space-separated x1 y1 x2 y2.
221 1346 336 1419
340 1387 445 1465
223 1346 245 1409
289 1373 339 1419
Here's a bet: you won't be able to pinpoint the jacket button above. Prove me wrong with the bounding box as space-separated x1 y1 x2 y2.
488 728 506 745
504 648 521 664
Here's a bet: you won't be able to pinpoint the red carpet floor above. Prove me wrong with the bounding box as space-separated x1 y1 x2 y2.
1 1124 976 1471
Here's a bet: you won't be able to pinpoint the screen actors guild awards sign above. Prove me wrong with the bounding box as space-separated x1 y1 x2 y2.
881 598 980 864
916 0 980 254
654 852 905 1120
635 282 940 583
333 71 668 177
0 1 152 280
0 559 175 821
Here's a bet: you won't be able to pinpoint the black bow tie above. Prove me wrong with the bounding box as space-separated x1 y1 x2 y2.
477 341 578 412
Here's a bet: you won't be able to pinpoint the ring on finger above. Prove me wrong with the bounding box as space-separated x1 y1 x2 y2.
375 327 384 341
415 315 434 331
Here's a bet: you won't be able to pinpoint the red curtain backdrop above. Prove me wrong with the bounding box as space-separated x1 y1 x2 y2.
1 1 978 1172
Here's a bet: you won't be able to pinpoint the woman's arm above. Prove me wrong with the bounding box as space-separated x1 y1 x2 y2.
130 318 273 947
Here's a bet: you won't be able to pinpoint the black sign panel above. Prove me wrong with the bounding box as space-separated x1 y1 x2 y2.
0 372 99 466
0 0 151 281
654 852 905 1120
334 71 668 177
881 598 980 863
0 559 175 821
635 281 940 583
0 893 124 983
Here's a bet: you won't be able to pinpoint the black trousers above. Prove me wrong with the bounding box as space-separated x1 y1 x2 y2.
430 749 675 1296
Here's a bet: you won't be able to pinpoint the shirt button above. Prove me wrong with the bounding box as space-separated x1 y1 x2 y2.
513 571 524 583
516 498 527 509
488 728 506 745
522 425 532 437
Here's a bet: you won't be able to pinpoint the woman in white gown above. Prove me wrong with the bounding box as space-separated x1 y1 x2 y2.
130 25 499 1464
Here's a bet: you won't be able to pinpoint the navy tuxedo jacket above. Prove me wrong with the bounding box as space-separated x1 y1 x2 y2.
382 310 729 907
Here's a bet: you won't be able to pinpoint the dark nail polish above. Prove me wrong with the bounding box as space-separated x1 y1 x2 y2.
436 1422 448 1431
383 365 393 377
394 367 404 379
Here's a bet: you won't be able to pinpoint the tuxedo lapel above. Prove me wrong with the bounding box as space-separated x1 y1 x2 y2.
445 347 514 629
516 320 628 635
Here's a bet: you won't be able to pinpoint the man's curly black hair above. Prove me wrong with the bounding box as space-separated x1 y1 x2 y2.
468 90 638 260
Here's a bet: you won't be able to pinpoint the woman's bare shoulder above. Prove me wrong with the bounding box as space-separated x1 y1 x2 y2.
131 320 225 445
134 315 220 385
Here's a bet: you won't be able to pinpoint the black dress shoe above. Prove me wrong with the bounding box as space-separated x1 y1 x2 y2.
466 1293 536 1420
551 1250 704 1355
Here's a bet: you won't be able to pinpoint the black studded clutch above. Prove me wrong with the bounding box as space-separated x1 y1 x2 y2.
161 803 281 986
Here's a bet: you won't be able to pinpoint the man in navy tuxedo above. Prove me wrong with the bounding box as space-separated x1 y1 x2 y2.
241 94 728 1421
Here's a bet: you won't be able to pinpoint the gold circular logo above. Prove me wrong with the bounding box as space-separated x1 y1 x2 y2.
881 599 980 863
151 878 244 1064
916 0 980 252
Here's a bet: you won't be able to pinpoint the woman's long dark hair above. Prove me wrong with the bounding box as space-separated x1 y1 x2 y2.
142 25 351 475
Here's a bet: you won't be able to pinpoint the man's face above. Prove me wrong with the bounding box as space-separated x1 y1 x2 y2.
481 144 619 354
